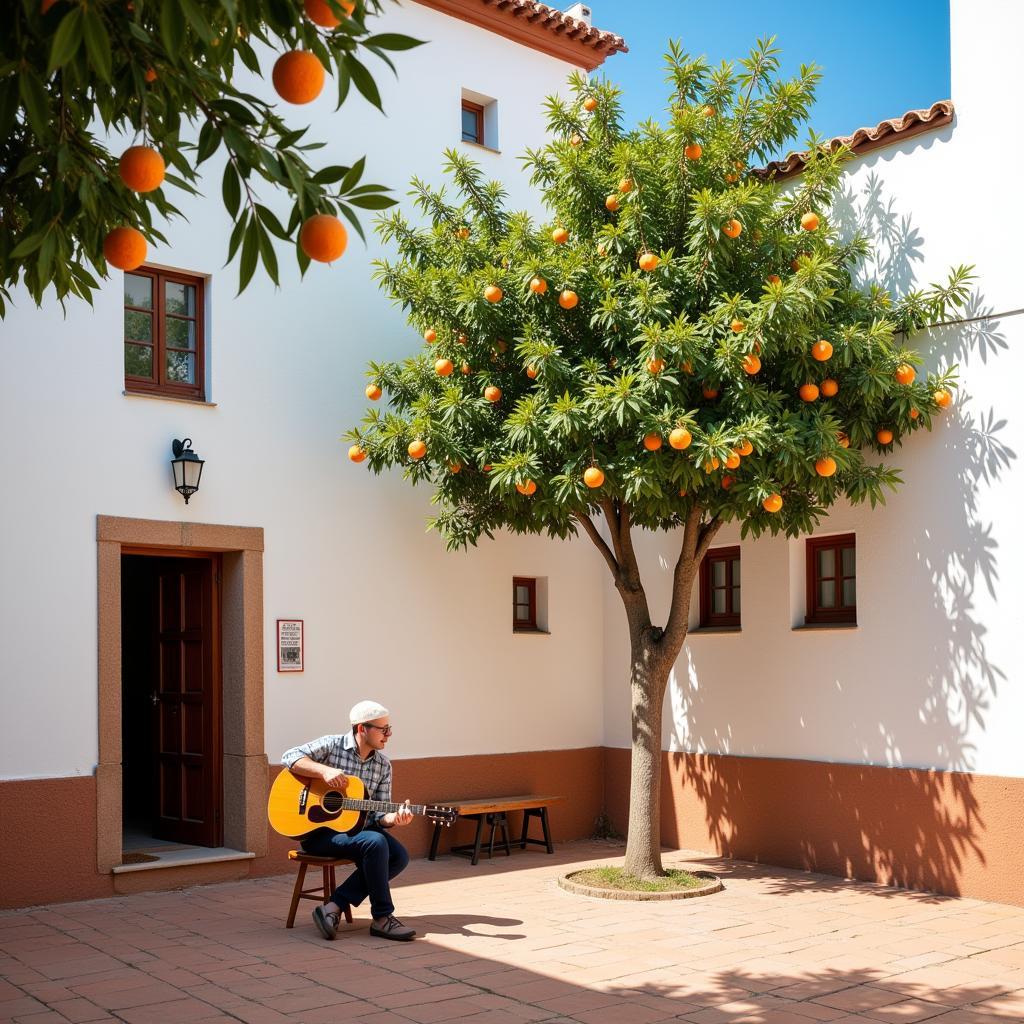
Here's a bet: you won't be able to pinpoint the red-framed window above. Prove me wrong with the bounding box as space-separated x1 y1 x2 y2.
124 266 205 401
513 577 537 631
699 546 741 628
461 100 484 146
806 533 857 625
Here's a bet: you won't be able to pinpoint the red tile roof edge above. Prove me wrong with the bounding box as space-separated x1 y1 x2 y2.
413 0 627 70
757 100 954 181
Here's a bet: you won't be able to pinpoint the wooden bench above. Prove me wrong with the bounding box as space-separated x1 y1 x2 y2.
428 795 564 866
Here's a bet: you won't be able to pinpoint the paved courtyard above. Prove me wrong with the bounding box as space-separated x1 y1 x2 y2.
2 841 1024 1024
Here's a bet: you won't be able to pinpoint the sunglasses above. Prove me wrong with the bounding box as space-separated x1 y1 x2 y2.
363 724 393 736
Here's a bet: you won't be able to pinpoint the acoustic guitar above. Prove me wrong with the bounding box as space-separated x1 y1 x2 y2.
268 769 457 839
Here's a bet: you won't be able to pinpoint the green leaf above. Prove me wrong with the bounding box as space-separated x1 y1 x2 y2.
222 162 241 217
363 34 426 51
312 165 351 185
256 223 279 286
196 120 221 164
347 193 396 210
47 8 83 73
226 212 249 264
10 232 46 260
18 72 52 140
255 204 289 241
159 1 186 61
238 220 259 294
179 0 216 44
339 155 365 194
82 9 112 82
345 55 383 111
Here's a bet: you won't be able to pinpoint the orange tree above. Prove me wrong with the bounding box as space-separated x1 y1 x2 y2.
1 0 422 314
348 40 971 878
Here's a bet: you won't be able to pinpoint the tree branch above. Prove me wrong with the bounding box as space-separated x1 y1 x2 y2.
574 512 619 579
663 507 721 650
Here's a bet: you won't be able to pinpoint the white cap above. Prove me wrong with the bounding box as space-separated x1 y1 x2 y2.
349 700 390 726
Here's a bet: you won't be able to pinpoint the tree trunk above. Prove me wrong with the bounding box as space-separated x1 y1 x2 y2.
622 638 672 879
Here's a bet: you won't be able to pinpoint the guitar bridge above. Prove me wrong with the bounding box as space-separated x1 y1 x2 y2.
298 786 309 816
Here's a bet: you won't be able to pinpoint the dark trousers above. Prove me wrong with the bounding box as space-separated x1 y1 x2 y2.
301 826 409 919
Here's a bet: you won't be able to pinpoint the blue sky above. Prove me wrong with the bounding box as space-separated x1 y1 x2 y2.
593 0 950 154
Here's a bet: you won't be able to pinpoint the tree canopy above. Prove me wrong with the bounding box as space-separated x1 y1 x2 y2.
1 0 421 315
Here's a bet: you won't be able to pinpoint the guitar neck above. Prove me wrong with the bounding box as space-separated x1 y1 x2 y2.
339 797 429 816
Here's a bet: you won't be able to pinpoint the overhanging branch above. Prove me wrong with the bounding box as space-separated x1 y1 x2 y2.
574 512 619 578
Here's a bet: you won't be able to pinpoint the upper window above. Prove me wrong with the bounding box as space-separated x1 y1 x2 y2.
699 546 741 629
461 100 484 146
513 577 537 632
124 267 205 401
806 534 856 625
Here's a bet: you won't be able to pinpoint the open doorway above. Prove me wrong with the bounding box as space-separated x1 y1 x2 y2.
121 553 222 855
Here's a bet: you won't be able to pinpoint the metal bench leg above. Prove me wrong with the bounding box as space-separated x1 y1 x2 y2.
519 809 531 849
540 806 554 853
470 814 485 866
499 812 511 856
429 822 442 861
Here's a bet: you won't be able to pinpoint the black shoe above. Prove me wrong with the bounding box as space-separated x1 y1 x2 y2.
312 905 339 940
369 915 416 941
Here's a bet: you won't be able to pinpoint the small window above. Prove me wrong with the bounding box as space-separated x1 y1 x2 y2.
806 534 856 625
124 266 205 401
461 100 484 146
513 577 537 631
699 546 741 629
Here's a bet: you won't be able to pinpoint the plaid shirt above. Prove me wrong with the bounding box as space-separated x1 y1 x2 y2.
281 731 392 827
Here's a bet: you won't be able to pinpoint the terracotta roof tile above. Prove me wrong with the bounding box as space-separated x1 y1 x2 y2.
414 0 627 70
758 100 954 181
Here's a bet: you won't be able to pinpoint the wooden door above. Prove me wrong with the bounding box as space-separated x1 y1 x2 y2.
148 556 221 846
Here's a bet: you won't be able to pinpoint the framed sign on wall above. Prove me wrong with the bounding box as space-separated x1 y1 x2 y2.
277 619 304 672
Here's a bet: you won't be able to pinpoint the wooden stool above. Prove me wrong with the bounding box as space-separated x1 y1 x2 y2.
286 850 355 928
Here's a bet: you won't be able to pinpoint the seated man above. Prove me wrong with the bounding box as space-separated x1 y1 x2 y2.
281 700 415 941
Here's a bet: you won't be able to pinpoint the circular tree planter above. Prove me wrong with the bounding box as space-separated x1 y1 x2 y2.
558 868 723 901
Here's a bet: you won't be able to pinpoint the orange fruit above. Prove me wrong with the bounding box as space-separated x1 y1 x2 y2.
618 177 634 193
144 67 158 82
457 333 468 345
348 444 366 463
365 383 382 401
820 378 839 397
435 358 453 376
791 252 809 270
725 452 741 470
647 357 665 374
408 440 427 460
702 384 719 399
559 289 579 309
605 195 620 212
484 385 502 403
303 0 354 27
643 433 662 451
300 214 347 262
933 388 952 409
583 96 597 112
737 440 754 457
103 226 147 270
766 274 781 285
876 428 894 445
815 456 836 477
484 284 503 303
837 431 850 448
800 211 820 231
460 363 471 375
455 227 470 240
703 458 721 473
516 480 537 495
448 462 462 473
702 104 715 117
730 319 745 333
119 145 165 192
482 464 492 472
570 134 582 147
811 339 833 361
551 227 569 245
669 427 692 450
526 365 538 379
894 363 916 385
272 50 325 104
722 219 742 238
721 474 734 490
909 408 920 420
684 143 702 160
681 360 694 375
424 328 437 344
742 353 761 375
495 339 508 353
725 173 738 184
799 383 820 402
762 493 783 513
638 252 659 272
529 276 547 294
583 466 605 488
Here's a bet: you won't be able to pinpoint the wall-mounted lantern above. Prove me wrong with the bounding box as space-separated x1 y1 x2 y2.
171 438 204 504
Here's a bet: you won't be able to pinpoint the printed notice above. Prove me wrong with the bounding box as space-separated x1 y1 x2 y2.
277 619 304 673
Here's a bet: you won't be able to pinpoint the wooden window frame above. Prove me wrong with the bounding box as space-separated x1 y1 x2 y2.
805 533 857 625
124 266 206 401
512 576 537 632
699 546 741 629
461 99 485 146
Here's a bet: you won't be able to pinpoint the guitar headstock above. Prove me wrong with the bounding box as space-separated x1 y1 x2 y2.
427 806 458 827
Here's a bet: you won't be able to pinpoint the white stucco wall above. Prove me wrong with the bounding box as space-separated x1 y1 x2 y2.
602 0 1024 778
0 3 607 779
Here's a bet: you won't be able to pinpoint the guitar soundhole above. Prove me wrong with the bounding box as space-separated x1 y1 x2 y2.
322 791 344 813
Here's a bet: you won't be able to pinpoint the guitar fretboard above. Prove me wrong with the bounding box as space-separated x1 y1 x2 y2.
334 797 431 816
